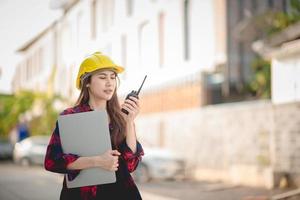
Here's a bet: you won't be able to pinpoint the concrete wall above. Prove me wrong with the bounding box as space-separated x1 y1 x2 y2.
136 100 300 188
272 102 300 187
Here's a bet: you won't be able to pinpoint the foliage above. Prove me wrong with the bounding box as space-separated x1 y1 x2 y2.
0 91 62 139
0 91 35 139
256 0 300 36
247 58 271 99
28 94 61 136
267 0 300 35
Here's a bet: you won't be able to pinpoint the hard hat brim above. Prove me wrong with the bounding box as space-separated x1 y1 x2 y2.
76 65 124 89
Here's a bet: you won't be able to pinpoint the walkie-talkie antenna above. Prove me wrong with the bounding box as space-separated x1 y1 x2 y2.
136 75 147 95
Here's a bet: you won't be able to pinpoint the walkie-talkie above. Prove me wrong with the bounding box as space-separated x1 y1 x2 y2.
121 75 147 115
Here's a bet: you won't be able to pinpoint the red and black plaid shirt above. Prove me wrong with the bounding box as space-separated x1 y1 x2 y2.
44 103 144 200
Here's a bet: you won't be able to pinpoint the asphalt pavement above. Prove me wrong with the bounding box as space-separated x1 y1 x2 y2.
0 160 292 200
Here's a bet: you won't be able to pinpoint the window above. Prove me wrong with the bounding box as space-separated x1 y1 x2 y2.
138 22 149 68
100 0 114 32
76 12 83 46
91 0 97 39
109 0 115 26
126 0 133 16
139 21 157 69
33 51 38 74
252 0 257 11
183 0 190 60
38 47 44 73
158 12 165 67
121 35 127 79
268 0 274 8
26 60 30 81
121 35 127 67
238 0 244 19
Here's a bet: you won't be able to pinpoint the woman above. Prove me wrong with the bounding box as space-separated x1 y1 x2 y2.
44 52 144 200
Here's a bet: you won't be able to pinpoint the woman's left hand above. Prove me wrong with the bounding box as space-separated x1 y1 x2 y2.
121 96 140 123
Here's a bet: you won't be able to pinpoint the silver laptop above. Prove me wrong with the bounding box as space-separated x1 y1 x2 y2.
58 109 116 188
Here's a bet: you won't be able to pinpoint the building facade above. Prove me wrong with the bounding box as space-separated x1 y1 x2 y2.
12 0 228 110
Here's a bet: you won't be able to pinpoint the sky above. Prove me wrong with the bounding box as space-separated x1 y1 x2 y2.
0 0 62 94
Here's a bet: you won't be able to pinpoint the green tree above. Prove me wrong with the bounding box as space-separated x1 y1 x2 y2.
247 58 271 99
28 94 61 136
0 91 35 139
0 91 64 139
267 0 300 35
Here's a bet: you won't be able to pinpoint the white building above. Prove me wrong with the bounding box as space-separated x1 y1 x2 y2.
271 43 300 104
12 0 227 108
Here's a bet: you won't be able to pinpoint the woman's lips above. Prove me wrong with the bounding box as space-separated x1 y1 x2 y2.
104 90 113 94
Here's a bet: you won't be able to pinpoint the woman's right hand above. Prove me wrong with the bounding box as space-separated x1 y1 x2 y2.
94 150 121 171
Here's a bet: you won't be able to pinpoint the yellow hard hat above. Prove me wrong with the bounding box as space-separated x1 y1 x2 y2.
76 52 124 89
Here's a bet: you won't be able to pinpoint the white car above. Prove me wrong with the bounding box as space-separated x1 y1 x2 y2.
13 136 50 166
132 148 185 183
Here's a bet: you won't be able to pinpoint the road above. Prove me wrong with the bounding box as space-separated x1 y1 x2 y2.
0 161 290 200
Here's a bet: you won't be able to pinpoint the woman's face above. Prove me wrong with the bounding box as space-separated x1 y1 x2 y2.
88 70 117 101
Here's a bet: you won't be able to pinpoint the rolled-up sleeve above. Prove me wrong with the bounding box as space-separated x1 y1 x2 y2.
119 140 144 173
44 121 81 181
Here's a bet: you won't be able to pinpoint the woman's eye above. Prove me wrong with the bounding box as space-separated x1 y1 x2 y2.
111 76 116 79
